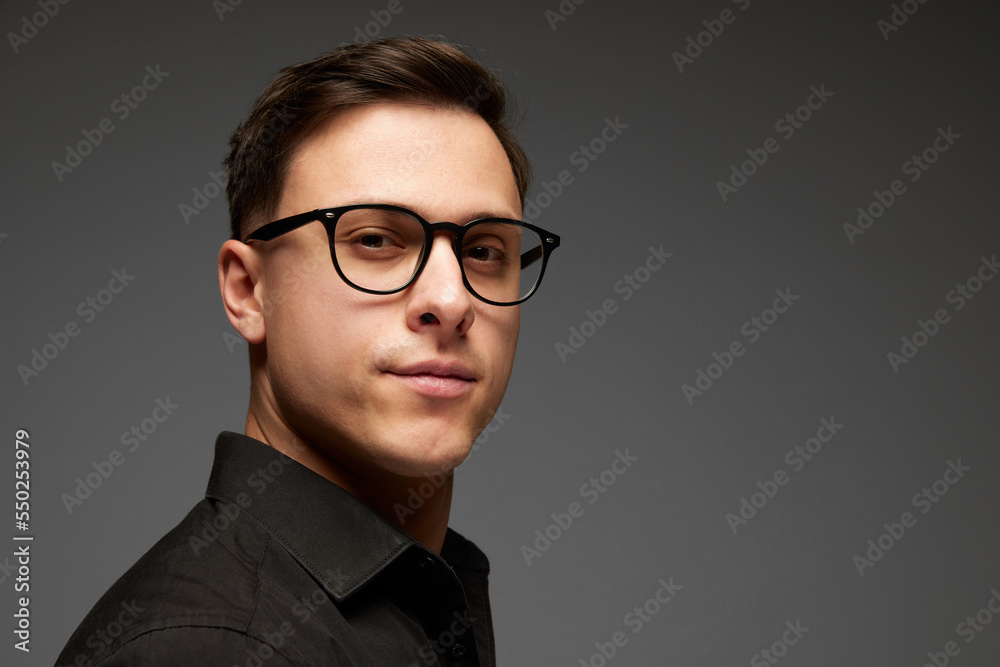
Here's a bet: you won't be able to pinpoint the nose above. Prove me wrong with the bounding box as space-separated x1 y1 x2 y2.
404 231 475 336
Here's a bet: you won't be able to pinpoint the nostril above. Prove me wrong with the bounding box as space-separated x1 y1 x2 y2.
420 313 437 324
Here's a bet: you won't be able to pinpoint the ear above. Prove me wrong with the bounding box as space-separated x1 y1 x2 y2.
218 239 266 345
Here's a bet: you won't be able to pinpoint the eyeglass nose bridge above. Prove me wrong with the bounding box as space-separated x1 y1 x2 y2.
423 220 468 259
410 221 478 298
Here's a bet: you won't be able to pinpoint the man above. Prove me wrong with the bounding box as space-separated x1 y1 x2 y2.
56 36 559 666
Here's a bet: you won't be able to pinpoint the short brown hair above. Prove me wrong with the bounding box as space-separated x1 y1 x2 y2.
224 36 532 241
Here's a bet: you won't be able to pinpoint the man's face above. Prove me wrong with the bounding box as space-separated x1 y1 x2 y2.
253 101 521 478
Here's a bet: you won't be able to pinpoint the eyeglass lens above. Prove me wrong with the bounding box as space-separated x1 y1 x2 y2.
330 208 544 303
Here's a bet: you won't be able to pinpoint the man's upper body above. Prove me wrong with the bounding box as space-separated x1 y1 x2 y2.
55 431 493 666
58 36 558 664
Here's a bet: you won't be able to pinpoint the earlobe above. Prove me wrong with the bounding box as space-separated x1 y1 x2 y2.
218 239 266 344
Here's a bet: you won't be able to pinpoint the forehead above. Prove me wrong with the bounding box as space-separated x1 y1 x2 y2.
277 101 521 221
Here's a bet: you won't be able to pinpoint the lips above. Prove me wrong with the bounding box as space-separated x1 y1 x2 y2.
388 360 476 381
384 360 477 398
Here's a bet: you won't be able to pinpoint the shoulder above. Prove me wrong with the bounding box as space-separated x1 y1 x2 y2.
56 498 304 666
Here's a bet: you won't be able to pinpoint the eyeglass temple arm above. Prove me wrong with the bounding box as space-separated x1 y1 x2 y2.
245 210 321 242
520 246 543 270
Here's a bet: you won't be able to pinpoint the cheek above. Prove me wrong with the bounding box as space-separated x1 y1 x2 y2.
481 308 520 388
263 258 365 397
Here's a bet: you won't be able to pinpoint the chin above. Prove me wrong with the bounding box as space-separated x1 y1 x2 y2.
369 425 475 479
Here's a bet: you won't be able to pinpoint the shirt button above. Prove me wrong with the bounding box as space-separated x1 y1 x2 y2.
451 643 466 658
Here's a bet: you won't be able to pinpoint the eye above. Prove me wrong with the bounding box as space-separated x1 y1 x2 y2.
344 227 407 251
358 233 388 248
465 245 502 262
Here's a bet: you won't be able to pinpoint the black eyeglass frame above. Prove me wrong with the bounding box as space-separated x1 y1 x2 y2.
244 203 561 306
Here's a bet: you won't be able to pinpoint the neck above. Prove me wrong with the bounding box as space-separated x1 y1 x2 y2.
244 389 454 555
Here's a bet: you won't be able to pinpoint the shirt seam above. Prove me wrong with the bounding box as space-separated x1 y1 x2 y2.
91 624 300 666
244 531 271 634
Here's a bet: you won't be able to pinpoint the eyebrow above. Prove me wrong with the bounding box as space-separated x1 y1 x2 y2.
371 200 520 224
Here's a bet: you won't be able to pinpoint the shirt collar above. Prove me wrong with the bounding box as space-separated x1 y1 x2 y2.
205 430 456 602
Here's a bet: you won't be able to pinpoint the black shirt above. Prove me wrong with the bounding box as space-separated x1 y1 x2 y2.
56 431 495 666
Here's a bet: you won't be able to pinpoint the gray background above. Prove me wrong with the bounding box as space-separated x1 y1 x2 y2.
2 0 998 664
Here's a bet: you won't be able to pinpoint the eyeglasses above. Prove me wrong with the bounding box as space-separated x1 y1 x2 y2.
244 204 560 306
